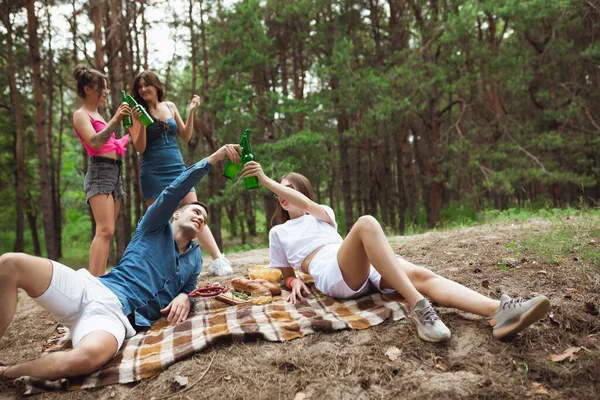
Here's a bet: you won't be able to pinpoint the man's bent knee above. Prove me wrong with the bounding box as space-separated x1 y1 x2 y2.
60 351 105 377
0 253 25 279
67 331 118 377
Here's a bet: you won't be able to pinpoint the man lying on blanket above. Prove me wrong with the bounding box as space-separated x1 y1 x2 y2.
0 144 241 382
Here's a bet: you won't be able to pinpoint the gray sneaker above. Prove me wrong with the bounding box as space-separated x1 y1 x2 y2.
490 294 550 340
411 298 451 342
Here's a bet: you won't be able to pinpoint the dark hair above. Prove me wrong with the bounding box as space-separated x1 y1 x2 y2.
177 201 209 218
72 65 106 98
132 70 166 128
270 172 314 226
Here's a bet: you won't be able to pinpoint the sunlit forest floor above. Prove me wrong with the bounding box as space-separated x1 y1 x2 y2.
1 212 599 399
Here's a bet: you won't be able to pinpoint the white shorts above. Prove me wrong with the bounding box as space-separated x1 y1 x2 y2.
33 260 136 352
308 244 396 299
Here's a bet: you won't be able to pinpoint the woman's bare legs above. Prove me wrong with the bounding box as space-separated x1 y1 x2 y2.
88 194 120 277
337 216 424 307
338 216 500 316
383 258 500 317
146 193 223 259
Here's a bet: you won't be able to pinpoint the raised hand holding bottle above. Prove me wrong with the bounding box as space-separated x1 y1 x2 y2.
126 94 154 127
223 129 260 189
241 133 260 189
121 90 133 129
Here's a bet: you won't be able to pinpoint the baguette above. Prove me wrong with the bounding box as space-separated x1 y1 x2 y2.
231 278 270 296
254 279 282 296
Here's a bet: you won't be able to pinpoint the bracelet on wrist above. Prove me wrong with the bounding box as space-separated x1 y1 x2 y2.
287 277 298 290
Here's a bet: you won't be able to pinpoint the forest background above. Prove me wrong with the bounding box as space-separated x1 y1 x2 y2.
0 0 598 268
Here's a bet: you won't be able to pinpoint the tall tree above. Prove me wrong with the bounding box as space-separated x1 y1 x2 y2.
2 10 26 252
26 0 58 258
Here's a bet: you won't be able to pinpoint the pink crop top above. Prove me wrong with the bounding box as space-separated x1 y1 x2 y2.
75 111 129 157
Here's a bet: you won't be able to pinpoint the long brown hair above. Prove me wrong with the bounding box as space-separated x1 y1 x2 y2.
72 65 106 98
270 172 314 226
132 70 166 127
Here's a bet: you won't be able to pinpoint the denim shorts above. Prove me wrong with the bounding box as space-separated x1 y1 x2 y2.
84 157 125 204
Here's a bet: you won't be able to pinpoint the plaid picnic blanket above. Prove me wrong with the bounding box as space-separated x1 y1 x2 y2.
15 286 407 395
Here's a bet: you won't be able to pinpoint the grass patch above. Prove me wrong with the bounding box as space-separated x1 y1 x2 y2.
517 213 600 270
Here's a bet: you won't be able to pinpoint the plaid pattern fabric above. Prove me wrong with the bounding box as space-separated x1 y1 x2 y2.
16 287 407 395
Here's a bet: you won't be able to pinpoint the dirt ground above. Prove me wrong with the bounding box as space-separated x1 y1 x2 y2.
1 217 599 399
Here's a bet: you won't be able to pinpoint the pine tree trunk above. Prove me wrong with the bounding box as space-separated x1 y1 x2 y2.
105 0 128 261
141 0 148 70
26 194 41 256
46 6 61 257
27 0 58 259
57 80 65 257
394 122 407 233
242 192 257 236
3 15 26 252
91 0 104 69
338 112 353 232
226 201 238 237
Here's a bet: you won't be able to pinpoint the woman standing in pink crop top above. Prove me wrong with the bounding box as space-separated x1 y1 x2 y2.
72 65 131 277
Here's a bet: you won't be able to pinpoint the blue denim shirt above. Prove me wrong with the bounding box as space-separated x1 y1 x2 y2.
99 158 213 329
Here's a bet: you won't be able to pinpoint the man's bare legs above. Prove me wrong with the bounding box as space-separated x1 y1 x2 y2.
0 253 53 339
1 331 117 380
0 253 120 380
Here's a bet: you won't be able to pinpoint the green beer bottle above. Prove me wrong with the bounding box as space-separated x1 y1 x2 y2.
223 129 248 180
126 94 154 128
241 131 260 190
121 90 132 129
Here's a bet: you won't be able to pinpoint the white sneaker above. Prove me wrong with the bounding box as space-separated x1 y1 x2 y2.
208 254 233 276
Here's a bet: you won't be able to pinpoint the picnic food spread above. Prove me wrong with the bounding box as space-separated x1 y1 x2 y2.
190 278 284 306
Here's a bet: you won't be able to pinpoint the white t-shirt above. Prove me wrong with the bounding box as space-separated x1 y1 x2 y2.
269 205 343 270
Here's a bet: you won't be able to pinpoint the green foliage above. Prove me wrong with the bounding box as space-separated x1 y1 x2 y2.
0 0 598 260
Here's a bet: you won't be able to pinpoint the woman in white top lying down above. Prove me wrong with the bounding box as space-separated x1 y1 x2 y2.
242 161 550 343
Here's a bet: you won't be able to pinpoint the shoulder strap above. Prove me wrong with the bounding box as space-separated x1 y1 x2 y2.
165 102 175 118
82 110 96 122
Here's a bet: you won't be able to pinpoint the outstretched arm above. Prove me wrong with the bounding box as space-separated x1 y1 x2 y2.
139 144 241 233
242 161 334 226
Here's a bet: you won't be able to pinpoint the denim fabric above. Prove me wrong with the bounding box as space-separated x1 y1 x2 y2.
140 118 195 200
84 159 124 203
99 158 213 329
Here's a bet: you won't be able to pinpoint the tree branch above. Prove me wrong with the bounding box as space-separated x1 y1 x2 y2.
504 117 554 177
583 106 600 131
